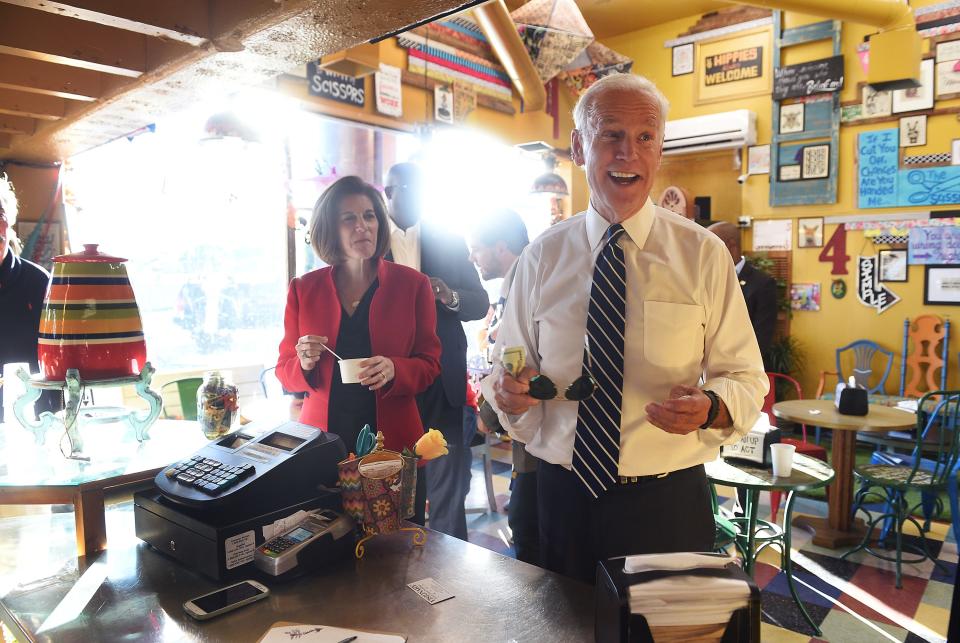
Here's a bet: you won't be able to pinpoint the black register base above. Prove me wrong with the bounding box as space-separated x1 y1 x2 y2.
0 523 593 642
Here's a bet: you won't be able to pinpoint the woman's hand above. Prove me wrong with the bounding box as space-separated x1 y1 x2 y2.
296 335 329 371
359 356 395 391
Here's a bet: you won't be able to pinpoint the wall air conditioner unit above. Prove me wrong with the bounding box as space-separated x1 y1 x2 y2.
662 109 756 156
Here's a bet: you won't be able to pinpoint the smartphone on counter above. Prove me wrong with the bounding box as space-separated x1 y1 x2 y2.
183 579 270 620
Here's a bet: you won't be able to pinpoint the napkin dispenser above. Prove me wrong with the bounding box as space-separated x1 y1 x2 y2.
722 415 781 467
835 377 868 416
595 558 760 643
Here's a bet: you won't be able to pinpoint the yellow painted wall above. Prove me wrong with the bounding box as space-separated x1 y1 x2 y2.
603 4 960 397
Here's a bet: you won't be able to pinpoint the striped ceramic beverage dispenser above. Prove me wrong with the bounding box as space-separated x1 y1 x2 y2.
38 244 147 381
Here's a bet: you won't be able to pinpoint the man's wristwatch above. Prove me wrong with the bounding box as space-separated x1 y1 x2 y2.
699 389 720 430
447 290 461 310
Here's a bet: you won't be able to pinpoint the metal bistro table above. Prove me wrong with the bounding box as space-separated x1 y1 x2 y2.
772 399 916 549
706 454 835 635
0 523 594 643
0 419 208 556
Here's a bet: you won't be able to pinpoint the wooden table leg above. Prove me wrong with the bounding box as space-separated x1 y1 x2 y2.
73 487 106 557
793 429 870 548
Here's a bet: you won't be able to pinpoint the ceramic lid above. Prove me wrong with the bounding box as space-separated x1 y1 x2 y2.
54 243 127 263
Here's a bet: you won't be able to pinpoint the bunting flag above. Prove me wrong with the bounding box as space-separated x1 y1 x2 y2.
399 16 513 103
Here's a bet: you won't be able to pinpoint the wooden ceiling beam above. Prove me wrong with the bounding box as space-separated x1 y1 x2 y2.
0 54 104 101
0 4 192 77
0 88 66 120
0 0 210 47
0 114 36 135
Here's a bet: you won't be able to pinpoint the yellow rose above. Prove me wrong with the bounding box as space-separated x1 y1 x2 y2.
415 428 448 460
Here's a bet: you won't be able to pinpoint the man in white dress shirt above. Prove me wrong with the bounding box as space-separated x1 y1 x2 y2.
489 73 767 582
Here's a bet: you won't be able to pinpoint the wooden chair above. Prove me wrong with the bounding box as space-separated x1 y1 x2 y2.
845 390 960 588
899 315 950 399
764 373 827 521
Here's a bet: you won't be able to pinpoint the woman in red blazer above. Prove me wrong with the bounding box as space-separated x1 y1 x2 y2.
276 176 441 463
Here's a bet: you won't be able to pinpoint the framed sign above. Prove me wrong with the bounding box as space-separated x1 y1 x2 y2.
862 85 892 118
802 144 830 180
306 63 366 107
672 43 694 76
773 55 844 100
893 58 934 113
899 115 927 147
936 58 960 100
924 265 960 305
779 164 801 181
695 28 772 105
879 249 908 282
747 144 770 175
797 217 824 248
779 103 804 134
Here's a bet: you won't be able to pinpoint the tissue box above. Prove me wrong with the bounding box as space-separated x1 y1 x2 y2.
595 559 760 643
834 383 868 416
722 421 781 467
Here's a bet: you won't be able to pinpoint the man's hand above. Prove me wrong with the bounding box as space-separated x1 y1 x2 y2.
645 385 712 435
429 277 454 306
493 366 540 416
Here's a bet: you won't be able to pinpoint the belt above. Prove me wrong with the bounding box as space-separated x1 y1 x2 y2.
618 472 670 485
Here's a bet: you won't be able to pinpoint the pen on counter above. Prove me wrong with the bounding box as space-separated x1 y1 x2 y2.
335 637 358 643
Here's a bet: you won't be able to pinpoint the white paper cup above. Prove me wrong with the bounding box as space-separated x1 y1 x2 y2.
339 358 365 384
770 443 796 477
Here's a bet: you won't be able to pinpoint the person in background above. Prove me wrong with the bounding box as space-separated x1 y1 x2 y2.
469 208 540 565
276 176 441 522
488 73 767 583
708 221 778 370
0 174 59 423
384 162 489 540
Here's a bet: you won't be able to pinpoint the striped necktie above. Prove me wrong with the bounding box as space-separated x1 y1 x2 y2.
572 223 626 498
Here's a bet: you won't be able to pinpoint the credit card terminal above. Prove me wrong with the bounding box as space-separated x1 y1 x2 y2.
254 510 355 576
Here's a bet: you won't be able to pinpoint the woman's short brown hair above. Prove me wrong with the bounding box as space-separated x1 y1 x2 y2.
309 176 391 265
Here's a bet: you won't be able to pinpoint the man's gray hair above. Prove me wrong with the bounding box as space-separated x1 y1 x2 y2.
572 73 670 142
0 174 17 224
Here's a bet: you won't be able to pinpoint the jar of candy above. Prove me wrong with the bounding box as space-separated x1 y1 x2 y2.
197 371 238 439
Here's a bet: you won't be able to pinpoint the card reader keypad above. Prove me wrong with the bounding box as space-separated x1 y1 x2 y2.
164 457 254 495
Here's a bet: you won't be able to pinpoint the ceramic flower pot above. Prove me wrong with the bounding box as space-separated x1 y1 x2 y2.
38 244 147 381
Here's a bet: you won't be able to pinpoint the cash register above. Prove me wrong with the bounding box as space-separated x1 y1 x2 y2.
135 421 354 581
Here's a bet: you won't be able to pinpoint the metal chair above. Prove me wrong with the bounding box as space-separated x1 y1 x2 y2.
764 373 827 521
159 377 203 421
844 390 960 588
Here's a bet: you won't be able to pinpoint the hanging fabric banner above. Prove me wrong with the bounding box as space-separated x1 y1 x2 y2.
857 255 901 313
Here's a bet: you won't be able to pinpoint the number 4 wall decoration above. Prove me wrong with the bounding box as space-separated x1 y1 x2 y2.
819 225 849 275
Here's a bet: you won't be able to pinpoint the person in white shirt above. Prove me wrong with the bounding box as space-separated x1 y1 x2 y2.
488 73 767 582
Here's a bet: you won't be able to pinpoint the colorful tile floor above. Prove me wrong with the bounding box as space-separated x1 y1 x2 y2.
462 437 953 642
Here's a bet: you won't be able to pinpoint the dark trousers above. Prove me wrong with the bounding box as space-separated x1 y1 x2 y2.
417 380 469 539
508 470 540 565
537 461 715 584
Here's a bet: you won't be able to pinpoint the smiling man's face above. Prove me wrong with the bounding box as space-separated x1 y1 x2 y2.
571 88 663 224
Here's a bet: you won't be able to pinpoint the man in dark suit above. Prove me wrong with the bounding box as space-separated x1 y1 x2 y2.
385 162 488 539
708 221 778 369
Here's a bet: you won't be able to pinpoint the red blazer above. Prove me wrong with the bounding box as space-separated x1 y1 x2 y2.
276 260 441 454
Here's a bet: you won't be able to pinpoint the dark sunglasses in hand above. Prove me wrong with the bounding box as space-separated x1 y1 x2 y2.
528 373 596 401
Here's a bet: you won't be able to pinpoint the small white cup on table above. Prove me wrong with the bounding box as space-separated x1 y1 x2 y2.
770 443 796 477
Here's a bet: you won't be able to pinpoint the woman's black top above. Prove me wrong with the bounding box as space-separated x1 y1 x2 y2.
327 278 379 454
